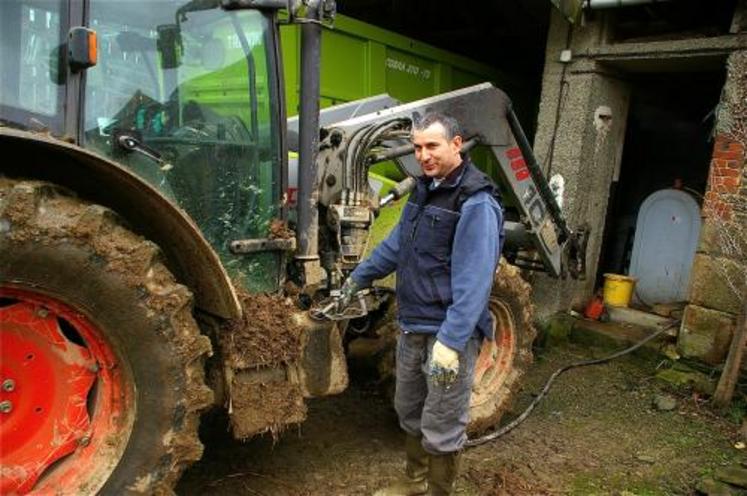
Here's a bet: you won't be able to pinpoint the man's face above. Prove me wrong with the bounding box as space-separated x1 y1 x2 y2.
412 122 463 179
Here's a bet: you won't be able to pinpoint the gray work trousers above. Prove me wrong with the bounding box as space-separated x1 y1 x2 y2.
393 331 481 454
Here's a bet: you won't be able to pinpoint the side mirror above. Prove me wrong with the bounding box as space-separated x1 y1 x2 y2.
157 24 182 70
68 27 97 72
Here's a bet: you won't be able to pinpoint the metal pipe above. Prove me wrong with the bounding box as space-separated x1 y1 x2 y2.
588 0 672 9
461 137 479 154
369 143 412 164
295 0 322 260
380 177 416 207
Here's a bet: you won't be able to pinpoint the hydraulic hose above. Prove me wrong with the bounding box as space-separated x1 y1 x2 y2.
465 321 679 447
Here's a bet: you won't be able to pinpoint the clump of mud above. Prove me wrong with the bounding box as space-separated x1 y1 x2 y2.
222 289 304 369
230 371 307 439
222 288 309 438
268 218 294 239
283 280 302 299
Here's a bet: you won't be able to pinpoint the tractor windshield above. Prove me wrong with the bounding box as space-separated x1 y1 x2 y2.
84 1 283 290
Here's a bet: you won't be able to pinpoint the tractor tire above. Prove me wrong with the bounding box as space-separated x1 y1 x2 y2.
0 179 213 495
467 258 536 434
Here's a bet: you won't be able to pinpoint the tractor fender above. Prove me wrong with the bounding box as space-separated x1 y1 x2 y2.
0 127 241 320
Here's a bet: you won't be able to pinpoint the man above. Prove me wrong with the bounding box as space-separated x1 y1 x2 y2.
340 112 504 495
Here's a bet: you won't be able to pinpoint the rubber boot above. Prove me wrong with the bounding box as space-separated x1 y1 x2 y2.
427 451 461 496
373 434 429 496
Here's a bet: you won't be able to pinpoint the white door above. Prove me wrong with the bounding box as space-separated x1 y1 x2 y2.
628 189 701 305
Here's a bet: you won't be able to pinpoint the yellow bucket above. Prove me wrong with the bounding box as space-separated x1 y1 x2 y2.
602 273 637 307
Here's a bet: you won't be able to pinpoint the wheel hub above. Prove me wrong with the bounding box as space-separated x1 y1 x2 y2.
0 289 127 494
470 299 516 409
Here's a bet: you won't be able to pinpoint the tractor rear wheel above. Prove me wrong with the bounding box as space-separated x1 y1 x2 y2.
467 258 536 434
0 179 213 495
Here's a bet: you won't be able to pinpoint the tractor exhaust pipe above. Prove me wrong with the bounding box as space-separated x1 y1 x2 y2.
295 0 322 264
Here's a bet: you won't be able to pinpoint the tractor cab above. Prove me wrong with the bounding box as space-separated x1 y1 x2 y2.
0 0 286 290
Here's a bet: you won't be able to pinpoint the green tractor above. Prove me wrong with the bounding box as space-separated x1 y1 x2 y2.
0 1 585 494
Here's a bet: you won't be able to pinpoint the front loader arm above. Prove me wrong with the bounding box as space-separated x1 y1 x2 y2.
312 82 588 283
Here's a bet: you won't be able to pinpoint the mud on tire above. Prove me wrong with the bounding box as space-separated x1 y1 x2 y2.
467 258 536 434
0 179 213 495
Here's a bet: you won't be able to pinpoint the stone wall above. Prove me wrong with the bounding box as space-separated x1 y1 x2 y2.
530 11 630 318
679 51 747 364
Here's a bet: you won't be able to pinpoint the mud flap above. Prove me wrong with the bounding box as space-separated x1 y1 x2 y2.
228 366 307 439
293 317 349 397
225 312 348 439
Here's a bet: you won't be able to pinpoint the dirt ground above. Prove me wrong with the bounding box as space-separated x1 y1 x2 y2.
177 342 744 495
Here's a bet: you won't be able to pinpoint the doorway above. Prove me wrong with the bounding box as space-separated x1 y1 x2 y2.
597 69 726 304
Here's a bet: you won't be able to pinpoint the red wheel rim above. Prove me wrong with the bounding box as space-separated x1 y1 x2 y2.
0 288 133 495
470 298 516 410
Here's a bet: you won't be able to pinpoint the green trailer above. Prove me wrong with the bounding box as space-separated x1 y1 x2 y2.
281 14 514 111
283 13 526 176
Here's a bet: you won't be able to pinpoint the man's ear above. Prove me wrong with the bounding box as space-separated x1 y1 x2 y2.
451 135 463 153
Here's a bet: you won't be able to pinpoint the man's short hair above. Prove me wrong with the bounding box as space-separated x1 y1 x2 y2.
412 112 461 141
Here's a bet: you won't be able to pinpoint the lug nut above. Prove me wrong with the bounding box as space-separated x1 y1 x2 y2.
79 435 91 447
0 401 12 413
2 379 14 392
36 307 49 318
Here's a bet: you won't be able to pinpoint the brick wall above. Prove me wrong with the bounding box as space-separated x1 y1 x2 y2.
703 136 745 220
680 135 747 364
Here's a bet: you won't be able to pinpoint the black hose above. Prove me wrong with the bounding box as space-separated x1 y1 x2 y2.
343 118 411 203
465 321 679 447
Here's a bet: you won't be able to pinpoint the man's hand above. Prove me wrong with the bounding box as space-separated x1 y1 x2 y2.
336 277 360 311
429 340 459 387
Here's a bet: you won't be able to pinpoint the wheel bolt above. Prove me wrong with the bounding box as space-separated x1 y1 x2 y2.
2 379 14 392
36 307 49 318
79 435 91 447
0 401 12 413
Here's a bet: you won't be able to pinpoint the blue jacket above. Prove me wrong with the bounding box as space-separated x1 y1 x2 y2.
351 158 504 351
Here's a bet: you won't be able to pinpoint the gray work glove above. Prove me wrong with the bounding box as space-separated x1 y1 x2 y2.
429 340 459 388
336 277 360 311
